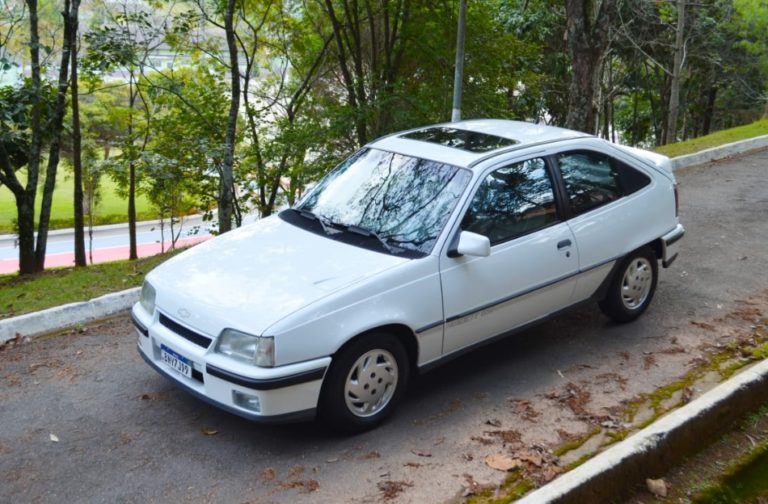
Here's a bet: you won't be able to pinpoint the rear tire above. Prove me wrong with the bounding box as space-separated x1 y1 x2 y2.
319 332 409 433
599 246 658 323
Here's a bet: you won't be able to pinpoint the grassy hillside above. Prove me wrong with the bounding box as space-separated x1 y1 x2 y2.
654 119 768 158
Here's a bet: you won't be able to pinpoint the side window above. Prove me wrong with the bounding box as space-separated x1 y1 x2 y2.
615 158 652 195
461 158 558 245
557 151 622 216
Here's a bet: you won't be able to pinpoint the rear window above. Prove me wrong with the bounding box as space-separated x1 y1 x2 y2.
401 127 518 153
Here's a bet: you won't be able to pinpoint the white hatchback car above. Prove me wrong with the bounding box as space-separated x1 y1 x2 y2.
132 119 684 431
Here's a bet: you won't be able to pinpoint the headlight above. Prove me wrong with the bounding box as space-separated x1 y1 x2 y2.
140 281 156 314
215 329 275 367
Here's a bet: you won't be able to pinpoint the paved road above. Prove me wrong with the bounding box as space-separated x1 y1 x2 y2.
1 150 767 503
0 215 221 273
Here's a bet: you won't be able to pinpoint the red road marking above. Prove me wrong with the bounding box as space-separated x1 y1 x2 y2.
0 236 211 274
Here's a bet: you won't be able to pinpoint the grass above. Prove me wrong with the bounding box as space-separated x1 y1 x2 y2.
0 249 184 319
0 170 155 234
654 118 768 158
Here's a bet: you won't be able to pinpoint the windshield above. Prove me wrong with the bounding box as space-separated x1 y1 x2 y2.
290 148 471 257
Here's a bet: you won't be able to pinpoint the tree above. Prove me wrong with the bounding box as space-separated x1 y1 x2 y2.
0 0 75 274
83 3 167 258
220 0 239 233
564 0 617 134
142 68 231 237
70 0 85 266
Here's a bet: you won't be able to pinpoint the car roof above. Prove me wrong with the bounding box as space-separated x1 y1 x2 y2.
368 119 591 169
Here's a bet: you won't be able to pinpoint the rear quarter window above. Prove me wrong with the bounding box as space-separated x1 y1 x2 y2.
556 150 651 216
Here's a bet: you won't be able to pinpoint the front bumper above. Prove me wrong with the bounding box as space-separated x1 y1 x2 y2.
661 223 685 268
132 305 330 423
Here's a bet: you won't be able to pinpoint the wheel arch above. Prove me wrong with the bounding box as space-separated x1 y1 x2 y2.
594 240 660 302
332 323 419 374
648 238 663 261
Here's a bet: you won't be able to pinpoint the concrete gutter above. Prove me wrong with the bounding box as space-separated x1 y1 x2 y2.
0 287 139 344
517 358 768 504
671 134 768 170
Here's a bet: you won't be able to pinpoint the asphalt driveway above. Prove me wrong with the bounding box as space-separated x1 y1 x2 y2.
1 149 767 503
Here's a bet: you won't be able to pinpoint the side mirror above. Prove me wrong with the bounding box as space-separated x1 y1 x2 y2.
449 231 491 258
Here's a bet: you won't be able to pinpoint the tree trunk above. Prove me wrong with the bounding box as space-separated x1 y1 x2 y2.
16 193 37 274
128 76 138 259
564 0 616 135
702 85 718 136
220 0 239 234
34 0 74 272
71 0 85 267
323 0 367 145
664 0 686 145
17 0 42 276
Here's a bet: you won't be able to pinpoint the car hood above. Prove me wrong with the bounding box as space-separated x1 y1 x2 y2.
147 215 409 337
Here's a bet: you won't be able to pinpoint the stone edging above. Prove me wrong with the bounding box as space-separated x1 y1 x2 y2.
0 287 139 344
517 359 768 503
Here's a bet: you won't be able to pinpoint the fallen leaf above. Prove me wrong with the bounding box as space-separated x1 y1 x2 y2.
360 450 381 459
377 480 413 500
201 427 218 436
484 453 522 471
646 478 668 497
485 418 502 427
410 448 432 457
540 465 561 483
470 435 494 445
280 479 319 493
643 354 656 369
484 429 522 445
461 473 493 497
681 386 695 404
261 468 275 481
509 399 541 421
50 433 59 443
518 450 543 467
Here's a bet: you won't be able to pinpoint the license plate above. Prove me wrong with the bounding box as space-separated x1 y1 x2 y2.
160 344 192 379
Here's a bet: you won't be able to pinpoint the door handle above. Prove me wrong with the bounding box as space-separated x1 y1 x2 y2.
557 239 572 250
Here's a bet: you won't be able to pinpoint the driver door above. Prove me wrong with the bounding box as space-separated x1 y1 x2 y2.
439 157 579 355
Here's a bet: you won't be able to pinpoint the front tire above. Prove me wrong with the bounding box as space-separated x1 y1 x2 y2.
599 246 658 323
319 333 409 433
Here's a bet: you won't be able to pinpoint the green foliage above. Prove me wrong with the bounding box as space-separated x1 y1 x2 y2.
0 79 57 173
3 0 768 268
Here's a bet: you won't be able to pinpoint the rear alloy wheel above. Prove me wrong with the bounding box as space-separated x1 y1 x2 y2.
599 246 658 323
319 333 409 433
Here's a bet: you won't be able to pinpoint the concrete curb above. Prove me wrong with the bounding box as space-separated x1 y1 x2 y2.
517 358 768 504
671 134 768 170
0 287 139 344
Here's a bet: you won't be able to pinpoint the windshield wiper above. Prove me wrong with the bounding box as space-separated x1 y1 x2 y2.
346 224 395 253
287 208 340 235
